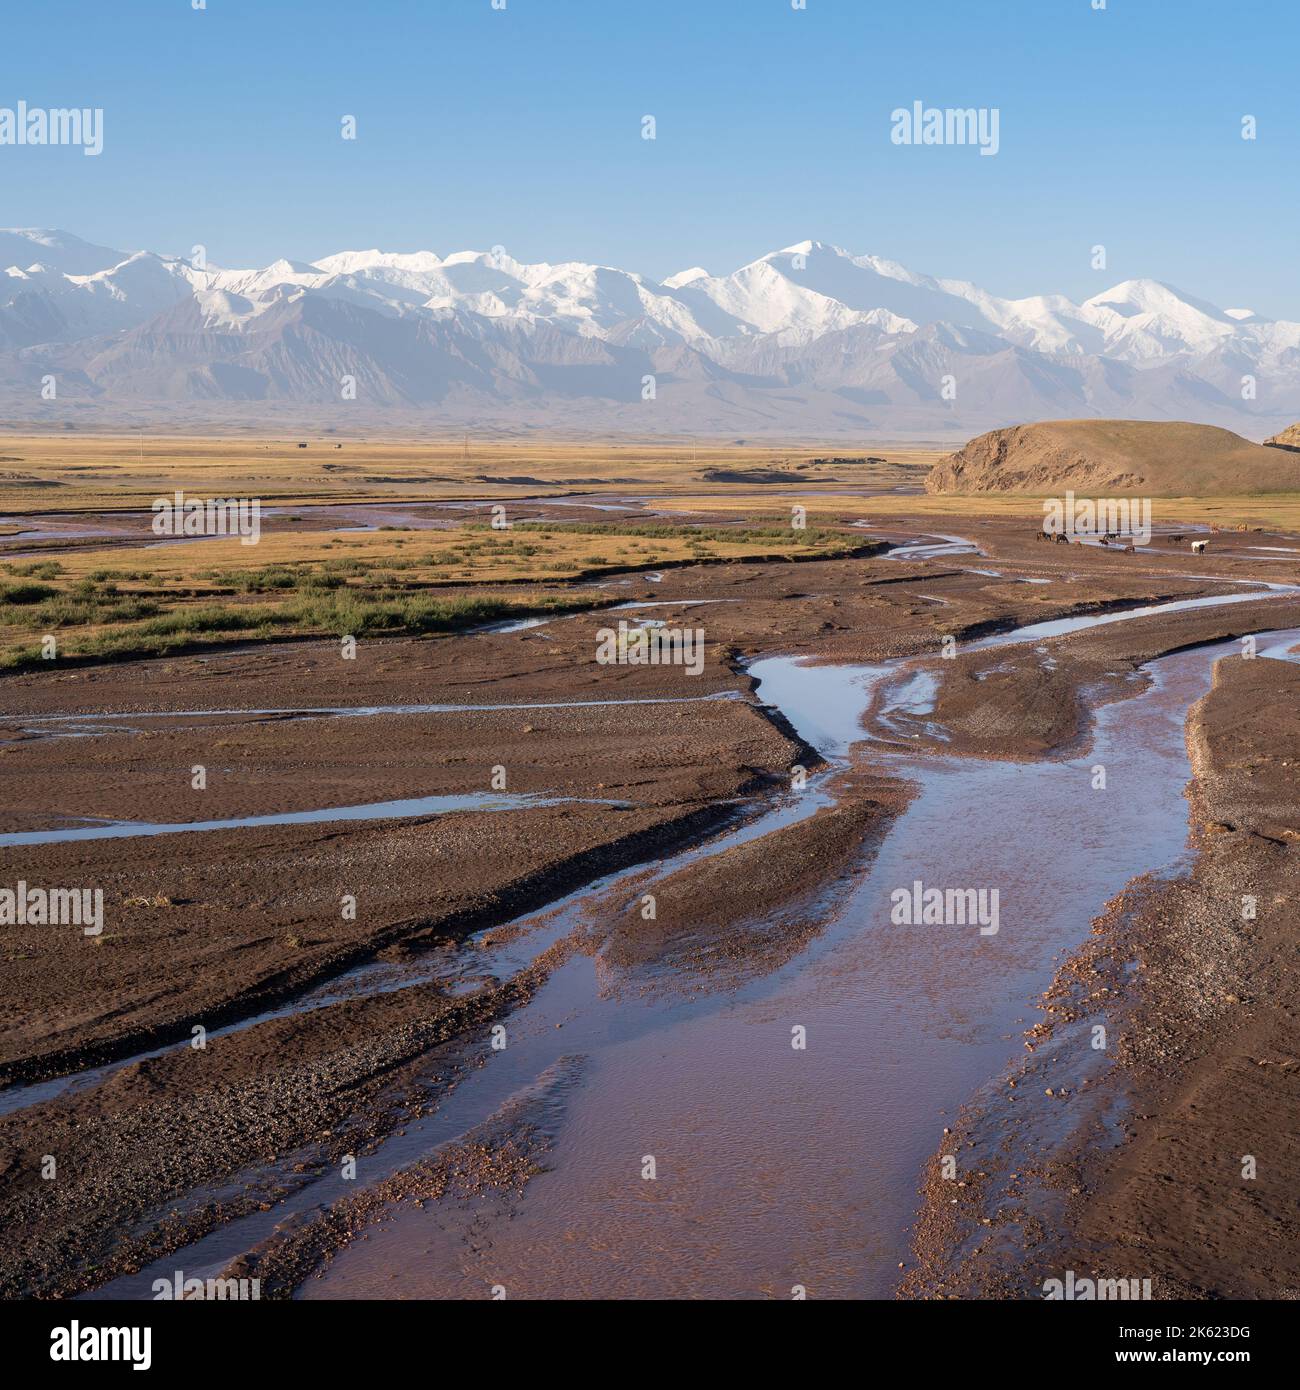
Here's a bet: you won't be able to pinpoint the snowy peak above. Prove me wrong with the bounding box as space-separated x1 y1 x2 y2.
1 227 1296 437
1074 278 1261 361
4 226 1288 363
663 266 709 288
0 228 126 277
312 249 443 275
1082 278 1233 321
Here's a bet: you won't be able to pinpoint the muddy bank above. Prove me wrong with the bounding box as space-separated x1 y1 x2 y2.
1056 651 1300 1298
0 964 531 1299
604 782 907 980
902 642 1300 1300
903 595 1300 760
0 690 795 830
219 1057 583 1300
164 780 914 1299
0 796 780 1086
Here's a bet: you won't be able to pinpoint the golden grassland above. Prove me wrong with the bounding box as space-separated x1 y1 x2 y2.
874 492 1300 532
0 433 943 512
680 490 1300 531
4 434 1297 528
9 523 862 587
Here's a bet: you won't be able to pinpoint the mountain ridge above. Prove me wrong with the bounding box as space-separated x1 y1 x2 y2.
3 229 1297 438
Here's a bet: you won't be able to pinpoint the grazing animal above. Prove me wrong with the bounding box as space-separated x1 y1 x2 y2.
1169 534 1185 544
1123 544 1135 554
1191 539 1208 554
1053 532 1070 544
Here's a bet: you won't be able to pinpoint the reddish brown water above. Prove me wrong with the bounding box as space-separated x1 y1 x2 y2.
286 632 1276 1300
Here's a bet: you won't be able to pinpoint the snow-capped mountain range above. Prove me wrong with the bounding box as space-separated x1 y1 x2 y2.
2 228 1297 437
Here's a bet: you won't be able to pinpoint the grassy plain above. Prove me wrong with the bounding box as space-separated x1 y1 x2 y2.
0 433 941 511
680 490 1300 531
4 431 1298 670
0 515 879 672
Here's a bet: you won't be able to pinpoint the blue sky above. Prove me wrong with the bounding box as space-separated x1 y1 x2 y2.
3 0 1297 315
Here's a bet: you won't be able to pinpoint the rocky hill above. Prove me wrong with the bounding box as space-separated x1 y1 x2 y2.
925 419 1300 495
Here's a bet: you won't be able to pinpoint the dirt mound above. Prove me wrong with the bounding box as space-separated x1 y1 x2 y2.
926 419 1300 495
1264 422 1300 453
